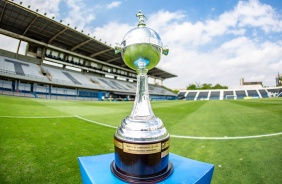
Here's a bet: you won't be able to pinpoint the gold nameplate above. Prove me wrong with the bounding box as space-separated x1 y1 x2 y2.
162 140 170 150
123 143 161 154
161 148 169 158
114 140 123 149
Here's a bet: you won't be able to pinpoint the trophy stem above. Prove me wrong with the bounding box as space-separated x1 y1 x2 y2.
129 69 155 120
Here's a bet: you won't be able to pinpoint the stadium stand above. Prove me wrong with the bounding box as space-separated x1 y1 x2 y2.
0 59 14 72
0 79 11 89
178 86 282 100
267 88 280 93
34 84 49 93
0 54 176 100
18 82 31 92
177 91 186 99
51 86 77 96
95 77 132 91
209 91 220 100
1 49 280 101
235 90 247 99
223 91 234 99
246 90 260 98
43 66 81 85
258 89 268 98
0 1 177 101
186 92 197 100
0 56 49 82
149 85 167 95
267 88 282 97
197 91 209 100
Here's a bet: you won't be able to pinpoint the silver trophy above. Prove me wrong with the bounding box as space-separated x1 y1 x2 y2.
111 11 173 183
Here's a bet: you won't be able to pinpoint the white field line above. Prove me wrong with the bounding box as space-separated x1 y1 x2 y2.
1 115 281 140
75 116 282 140
170 132 282 140
0 115 75 119
75 115 118 129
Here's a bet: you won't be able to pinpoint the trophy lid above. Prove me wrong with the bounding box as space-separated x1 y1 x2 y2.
115 11 169 57
121 11 163 48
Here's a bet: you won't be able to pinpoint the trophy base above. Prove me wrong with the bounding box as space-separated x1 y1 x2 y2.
110 161 173 183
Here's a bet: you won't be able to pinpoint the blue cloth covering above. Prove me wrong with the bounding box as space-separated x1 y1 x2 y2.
78 153 214 184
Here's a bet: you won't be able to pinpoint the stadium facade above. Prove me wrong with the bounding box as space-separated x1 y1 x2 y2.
178 74 282 100
1 1 281 101
177 85 282 100
0 0 177 101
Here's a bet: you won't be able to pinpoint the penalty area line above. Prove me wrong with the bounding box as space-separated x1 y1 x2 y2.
0 115 75 119
74 116 282 140
170 132 282 140
9 114 279 140
75 115 117 129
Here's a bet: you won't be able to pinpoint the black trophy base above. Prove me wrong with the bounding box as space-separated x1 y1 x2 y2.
110 161 173 183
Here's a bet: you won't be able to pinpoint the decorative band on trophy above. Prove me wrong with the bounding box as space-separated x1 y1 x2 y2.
123 142 161 154
114 139 170 155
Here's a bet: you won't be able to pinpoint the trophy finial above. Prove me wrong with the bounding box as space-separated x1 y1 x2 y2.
136 10 147 27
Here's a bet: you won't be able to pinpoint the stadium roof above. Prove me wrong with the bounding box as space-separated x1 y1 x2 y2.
0 0 177 80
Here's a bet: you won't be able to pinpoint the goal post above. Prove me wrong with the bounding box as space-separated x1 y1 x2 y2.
225 95 237 100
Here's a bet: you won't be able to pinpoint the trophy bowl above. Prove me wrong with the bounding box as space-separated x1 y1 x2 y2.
111 11 173 183
123 43 161 71
121 26 163 71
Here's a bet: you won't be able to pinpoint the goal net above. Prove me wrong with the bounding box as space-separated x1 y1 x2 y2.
225 95 237 100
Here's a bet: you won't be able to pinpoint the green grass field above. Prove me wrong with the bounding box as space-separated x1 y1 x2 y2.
0 95 281 184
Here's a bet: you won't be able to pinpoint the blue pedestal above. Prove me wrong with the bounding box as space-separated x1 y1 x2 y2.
78 153 214 184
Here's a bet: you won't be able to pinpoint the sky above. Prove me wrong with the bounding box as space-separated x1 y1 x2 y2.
0 0 282 89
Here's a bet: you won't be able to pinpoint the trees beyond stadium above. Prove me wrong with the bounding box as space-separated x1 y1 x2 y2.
187 83 228 90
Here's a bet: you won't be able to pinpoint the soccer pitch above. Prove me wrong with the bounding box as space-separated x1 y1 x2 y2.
0 95 281 184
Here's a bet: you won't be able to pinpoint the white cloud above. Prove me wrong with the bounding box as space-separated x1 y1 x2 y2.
235 0 282 32
147 10 186 29
13 0 62 18
13 0 96 30
106 1 121 9
63 0 96 31
91 22 132 46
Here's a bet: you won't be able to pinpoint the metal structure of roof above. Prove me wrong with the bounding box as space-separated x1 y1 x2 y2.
0 0 177 80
